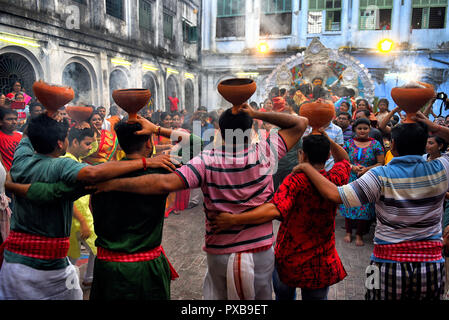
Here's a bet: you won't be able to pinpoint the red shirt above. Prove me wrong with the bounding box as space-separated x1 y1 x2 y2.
0 130 22 171
271 160 351 289
168 96 179 112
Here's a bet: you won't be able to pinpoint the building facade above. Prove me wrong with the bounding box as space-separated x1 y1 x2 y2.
0 0 201 113
201 0 449 114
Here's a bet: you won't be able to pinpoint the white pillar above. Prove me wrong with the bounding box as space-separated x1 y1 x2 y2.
291 0 301 44
245 0 261 49
211 0 217 52
201 0 211 51
341 0 349 45
299 0 309 47
399 0 412 43
99 52 111 109
391 0 401 41
350 0 359 46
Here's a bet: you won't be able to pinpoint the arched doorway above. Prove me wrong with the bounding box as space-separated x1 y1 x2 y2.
62 62 93 105
166 75 179 112
109 69 129 105
0 52 36 98
184 79 194 113
142 73 157 111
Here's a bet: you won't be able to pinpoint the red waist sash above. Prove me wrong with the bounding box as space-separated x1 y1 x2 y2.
97 245 179 280
0 230 70 267
373 240 443 262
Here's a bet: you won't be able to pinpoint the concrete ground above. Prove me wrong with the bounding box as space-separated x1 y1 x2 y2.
79 193 376 300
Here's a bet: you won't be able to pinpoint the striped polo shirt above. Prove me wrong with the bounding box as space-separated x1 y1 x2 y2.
175 131 288 254
338 154 449 262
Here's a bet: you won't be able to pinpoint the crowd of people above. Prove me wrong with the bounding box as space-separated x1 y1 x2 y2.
0 78 449 301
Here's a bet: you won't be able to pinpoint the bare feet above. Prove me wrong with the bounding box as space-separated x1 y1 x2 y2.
355 235 364 246
344 233 352 243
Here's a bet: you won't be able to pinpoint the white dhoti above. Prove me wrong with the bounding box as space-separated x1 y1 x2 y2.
203 247 274 300
0 260 83 300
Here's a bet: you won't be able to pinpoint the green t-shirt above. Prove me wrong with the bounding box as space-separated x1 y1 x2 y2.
7 138 87 270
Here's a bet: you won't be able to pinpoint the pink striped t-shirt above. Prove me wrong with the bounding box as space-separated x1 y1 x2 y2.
175 131 288 254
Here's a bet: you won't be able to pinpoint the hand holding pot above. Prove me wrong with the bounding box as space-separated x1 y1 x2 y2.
134 115 158 135
239 103 256 118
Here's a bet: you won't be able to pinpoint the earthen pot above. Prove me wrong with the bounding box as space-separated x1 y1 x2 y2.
300 100 336 135
112 89 151 122
32 80 75 116
66 106 93 127
217 78 257 114
391 82 434 123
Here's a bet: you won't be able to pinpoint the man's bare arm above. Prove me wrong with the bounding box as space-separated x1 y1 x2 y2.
210 203 280 233
77 154 177 183
92 172 185 195
293 163 343 204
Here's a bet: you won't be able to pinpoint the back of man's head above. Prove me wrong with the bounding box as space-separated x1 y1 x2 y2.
302 135 331 165
218 108 253 144
115 120 150 155
68 127 95 146
391 122 428 156
28 114 69 154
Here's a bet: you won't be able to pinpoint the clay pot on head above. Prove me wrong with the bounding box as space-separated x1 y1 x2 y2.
32 80 75 116
299 100 336 135
217 78 257 114
66 106 93 127
112 89 151 122
391 82 434 123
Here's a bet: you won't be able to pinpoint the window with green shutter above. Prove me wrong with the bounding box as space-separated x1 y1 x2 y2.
139 0 152 30
260 0 292 36
106 0 124 20
359 0 393 30
163 13 173 40
183 21 198 43
216 0 246 38
412 0 446 29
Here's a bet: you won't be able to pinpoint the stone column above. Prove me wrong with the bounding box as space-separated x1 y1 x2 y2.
341 0 349 45
350 0 359 46
155 0 163 48
245 0 260 50
392 0 401 40
299 0 309 47
201 0 211 51
399 0 412 44
98 51 111 109
291 0 301 44
210 0 217 52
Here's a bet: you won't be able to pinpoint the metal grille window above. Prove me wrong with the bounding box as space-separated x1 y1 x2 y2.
139 0 152 30
359 0 393 30
163 13 174 39
216 0 246 38
106 0 124 20
412 0 446 29
308 0 341 33
260 0 292 36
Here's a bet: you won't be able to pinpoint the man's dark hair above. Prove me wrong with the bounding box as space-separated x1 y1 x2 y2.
352 117 371 130
298 84 312 96
337 111 351 120
170 111 181 118
115 120 150 154
312 85 328 100
218 108 253 144
28 114 69 154
356 109 370 118
29 102 43 114
197 106 207 112
249 101 258 109
280 88 287 96
302 135 331 165
68 127 95 145
0 107 17 120
391 122 428 156
288 88 297 97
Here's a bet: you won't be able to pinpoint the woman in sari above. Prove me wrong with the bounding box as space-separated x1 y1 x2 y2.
83 110 119 165
6 81 32 104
